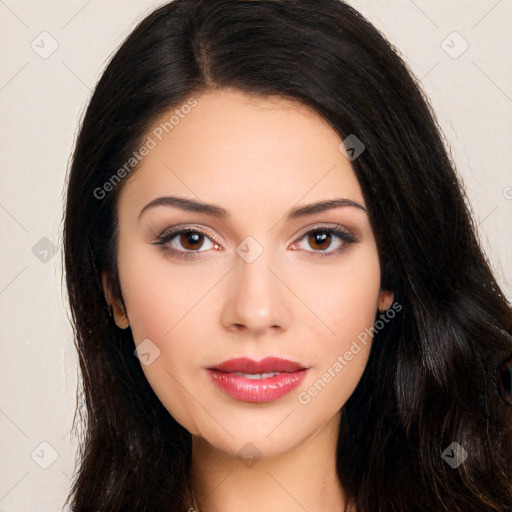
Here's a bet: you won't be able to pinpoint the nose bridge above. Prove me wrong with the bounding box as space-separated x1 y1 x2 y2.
220 240 292 334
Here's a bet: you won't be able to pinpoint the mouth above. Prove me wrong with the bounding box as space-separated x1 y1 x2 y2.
206 357 309 403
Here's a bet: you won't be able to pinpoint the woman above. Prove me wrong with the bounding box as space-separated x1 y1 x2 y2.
63 1 512 510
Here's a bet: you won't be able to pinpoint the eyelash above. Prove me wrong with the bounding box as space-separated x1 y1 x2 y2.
152 224 356 260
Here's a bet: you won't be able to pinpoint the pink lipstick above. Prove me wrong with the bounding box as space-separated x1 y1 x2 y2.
206 357 308 403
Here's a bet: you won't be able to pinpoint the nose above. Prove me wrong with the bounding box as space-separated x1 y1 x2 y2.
220 249 293 337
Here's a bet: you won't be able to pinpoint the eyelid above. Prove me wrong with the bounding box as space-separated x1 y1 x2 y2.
156 224 223 246
292 222 353 240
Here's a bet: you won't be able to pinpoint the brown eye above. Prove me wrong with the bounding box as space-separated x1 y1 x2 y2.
290 225 356 257
180 231 204 250
154 226 219 259
308 231 331 251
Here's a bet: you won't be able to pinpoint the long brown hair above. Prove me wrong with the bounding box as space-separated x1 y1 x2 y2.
63 1 512 510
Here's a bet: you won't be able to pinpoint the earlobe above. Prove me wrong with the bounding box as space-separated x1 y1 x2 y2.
378 289 394 313
113 310 130 329
101 271 130 329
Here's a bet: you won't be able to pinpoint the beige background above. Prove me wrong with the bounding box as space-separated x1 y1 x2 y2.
0 1 511 510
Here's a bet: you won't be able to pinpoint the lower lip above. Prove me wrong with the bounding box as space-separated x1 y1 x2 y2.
206 369 308 403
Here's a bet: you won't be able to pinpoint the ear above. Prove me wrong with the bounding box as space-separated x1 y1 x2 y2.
101 271 130 329
378 289 394 313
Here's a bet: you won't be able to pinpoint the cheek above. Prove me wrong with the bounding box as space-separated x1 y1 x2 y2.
117 261 204 432
331 257 380 341
117 239 219 341
292 244 381 345
115 242 223 434
292 246 380 403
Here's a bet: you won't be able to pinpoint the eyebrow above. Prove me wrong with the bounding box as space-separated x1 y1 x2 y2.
138 195 367 221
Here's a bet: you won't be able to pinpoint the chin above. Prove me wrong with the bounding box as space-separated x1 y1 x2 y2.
184 397 340 461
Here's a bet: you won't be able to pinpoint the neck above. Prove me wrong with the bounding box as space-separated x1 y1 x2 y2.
188 412 350 512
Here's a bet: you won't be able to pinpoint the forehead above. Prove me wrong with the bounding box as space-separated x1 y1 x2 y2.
118 89 365 220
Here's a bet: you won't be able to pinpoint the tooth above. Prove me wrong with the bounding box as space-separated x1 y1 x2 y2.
232 372 280 379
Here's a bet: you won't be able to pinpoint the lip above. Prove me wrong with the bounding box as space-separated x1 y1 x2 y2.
206 357 309 403
210 356 307 374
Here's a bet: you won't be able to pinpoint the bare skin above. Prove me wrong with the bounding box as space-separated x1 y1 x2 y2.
103 88 392 511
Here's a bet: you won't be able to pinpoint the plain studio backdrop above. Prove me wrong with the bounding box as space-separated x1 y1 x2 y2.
0 1 511 510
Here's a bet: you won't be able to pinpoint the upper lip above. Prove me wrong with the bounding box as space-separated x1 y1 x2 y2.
208 357 307 373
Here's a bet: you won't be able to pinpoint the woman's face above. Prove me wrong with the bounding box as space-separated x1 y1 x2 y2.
107 89 387 458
